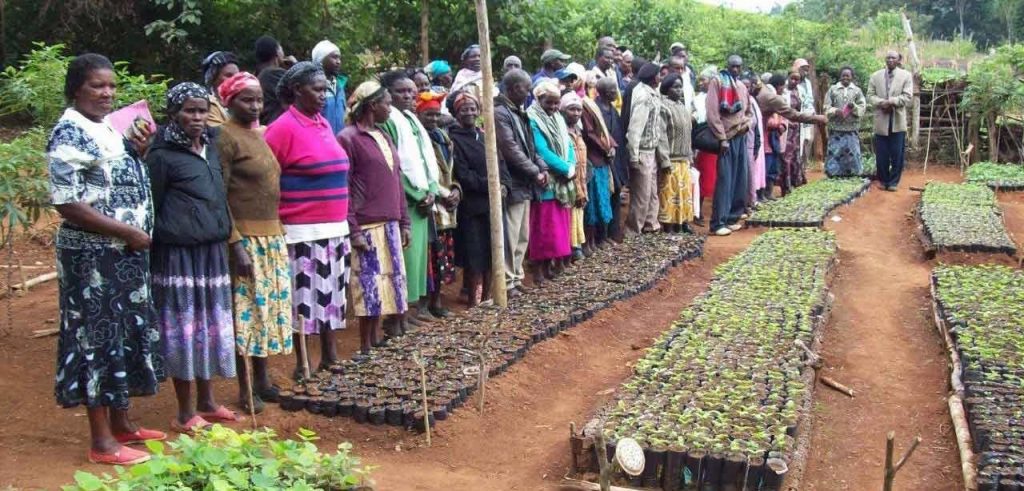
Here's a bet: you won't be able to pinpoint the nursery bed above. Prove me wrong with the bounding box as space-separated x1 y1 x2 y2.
746 178 870 228
273 233 706 428
917 182 1017 257
966 161 1024 191
571 229 838 491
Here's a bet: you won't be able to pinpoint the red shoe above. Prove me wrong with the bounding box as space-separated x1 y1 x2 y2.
170 415 212 435
88 446 151 465
113 427 167 445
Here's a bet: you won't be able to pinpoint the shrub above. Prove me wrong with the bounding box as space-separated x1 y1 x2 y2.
62 425 375 491
0 128 50 247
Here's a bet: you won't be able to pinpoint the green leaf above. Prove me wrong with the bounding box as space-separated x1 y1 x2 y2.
73 470 104 491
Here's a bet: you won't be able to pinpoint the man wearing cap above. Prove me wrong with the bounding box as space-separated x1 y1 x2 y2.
534 48 572 85
867 51 913 191
312 40 348 134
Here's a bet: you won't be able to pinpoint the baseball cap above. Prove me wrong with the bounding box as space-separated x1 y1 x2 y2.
541 49 572 65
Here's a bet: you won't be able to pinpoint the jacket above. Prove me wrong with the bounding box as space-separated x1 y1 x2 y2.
147 127 232 246
626 82 663 162
494 95 547 203
824 82 867 133
867 67 913 136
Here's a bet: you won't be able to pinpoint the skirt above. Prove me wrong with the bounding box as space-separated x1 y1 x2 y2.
455 211 492 274
695 150 718 200
152 242 236 381
430 228 457 291
658 159 695 225
232 235 294 357
585 165 613 226
288 235 350 335
528 200 572 260
404 205 430 301
571 207 586 248
826 130 863 177
350 221 408 318
54 247 163 409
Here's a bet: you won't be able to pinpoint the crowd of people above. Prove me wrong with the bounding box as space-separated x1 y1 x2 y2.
47 33 912 464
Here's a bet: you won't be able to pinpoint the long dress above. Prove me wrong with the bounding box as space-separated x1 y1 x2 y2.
824 82 867 177
568 129 588 248
49 108 164 408
746 97 766 202
780 90 805 194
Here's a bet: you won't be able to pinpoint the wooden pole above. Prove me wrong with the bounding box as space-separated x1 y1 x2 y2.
901 11 922 150
884 431 922 491
473 0 508 308
419 0 429 66
413 351 431 446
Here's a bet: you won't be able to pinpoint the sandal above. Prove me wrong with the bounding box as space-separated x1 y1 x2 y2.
88 446 151 465
170 415 212 435
113 427 167 445
197 405 244 423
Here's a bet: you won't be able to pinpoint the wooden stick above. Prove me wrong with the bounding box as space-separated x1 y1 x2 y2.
298 314 311 381
413 351 431 446
794 339 821 367
473 0 508 308
884 432 922 491
594 429 612 491
820 375 854 397
29 327 59 338
242 352 257 429
0 271 58 299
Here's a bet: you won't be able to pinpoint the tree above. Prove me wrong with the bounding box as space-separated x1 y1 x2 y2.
993 0 1023 43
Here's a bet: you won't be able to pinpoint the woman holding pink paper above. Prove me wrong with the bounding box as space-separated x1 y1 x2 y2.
824 66 866 177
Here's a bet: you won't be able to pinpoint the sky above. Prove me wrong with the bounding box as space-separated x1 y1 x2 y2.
698 0 794 13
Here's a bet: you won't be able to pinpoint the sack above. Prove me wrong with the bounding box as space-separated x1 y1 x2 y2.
692 123 719 152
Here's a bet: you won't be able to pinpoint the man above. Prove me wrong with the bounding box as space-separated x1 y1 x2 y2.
867 51 913 191
706 55 753 237
588 47 619 91
792 58 816 173
587 36 617 69
254 35 287 125
625 62 664 235
670 43 697 88
495 69 548 296
667 54 695 111
534 48 571 84
312 40 348 134
756 74 828 199
503 55 522 75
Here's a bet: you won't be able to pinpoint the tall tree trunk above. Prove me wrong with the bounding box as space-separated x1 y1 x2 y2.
420 0 429 66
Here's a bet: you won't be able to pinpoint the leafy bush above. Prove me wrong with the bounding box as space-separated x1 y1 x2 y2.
748 177 870 227
0 43 168 128
63 425 374 491
0 128 50 247
966 161 1024 189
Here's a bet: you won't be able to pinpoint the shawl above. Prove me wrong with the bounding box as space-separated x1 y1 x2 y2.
527 100 575 206
717 71 743 114
450 68 483 99
388 106 440 191
582 97 614 153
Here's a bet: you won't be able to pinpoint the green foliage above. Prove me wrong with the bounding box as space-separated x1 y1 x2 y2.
0 129 50 247
145 0 203 45
921 67 965 87
748 177 870 226
920 182 1016 252
62 425 374 491
966 161 1024 188
0 43 168 128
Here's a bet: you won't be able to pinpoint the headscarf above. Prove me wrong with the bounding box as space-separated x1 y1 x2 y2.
532 79 561 101
276 61 324 104
311 40 340 65
416 90 445 113
425 60 452 78
200 51 237 88
559 91 582 111
218 71 260 107
792 58 809 72
452 91 479 114
660 72 683 96
461 44 480 61
164 82 210 149
346 80 387 124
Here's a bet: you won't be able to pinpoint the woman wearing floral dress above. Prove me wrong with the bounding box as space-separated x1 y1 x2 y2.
50 53 165 465
148 82 239 433
216 71 293 413
824 66 867 177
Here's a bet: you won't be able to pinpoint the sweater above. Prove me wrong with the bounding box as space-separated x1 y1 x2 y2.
264 105 350 226
705 76 752 141
217 120 285 242
337 123 410 235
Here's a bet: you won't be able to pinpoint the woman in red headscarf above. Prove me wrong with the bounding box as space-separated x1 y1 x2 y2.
216 72 293 413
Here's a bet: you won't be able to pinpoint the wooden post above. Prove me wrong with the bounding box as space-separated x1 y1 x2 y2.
419 0 429 66
413 351 431 446
883 431 922 491
473 0 508 308
901 11 922 150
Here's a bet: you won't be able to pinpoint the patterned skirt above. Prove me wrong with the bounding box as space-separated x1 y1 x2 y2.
658 159 695 225
288 236 350 335
55 247 163 409
825 130 863 177
152 242 236 381
232 235 294 357
350 221 408 318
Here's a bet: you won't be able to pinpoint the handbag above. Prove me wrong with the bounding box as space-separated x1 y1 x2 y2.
692 123 719 152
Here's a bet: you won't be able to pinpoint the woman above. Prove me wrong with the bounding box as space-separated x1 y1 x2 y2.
338 81 410 355
449 93 493 306
412 69 432 94
824 66 867 177
200 51 240 127
528 80 576 283
581 78 617 249
657 73 695 233
50 53 165 465
148 82 238 433
416 91 461 314
692 66 717 225
425 60 454 91
561 92 589 259
215 71 292 413
744 75 766 208
264 62 351 377
781 71 806 194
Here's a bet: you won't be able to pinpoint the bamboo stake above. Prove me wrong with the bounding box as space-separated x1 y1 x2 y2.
820 375 855 397
473 0 507 308
883 432 922 491
413 351 431 446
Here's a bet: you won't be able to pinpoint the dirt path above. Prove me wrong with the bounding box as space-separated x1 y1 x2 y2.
802 167 966 490
0 167 976 490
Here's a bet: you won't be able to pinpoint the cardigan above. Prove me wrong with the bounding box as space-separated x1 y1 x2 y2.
337 123 411 235
217 120 285 243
